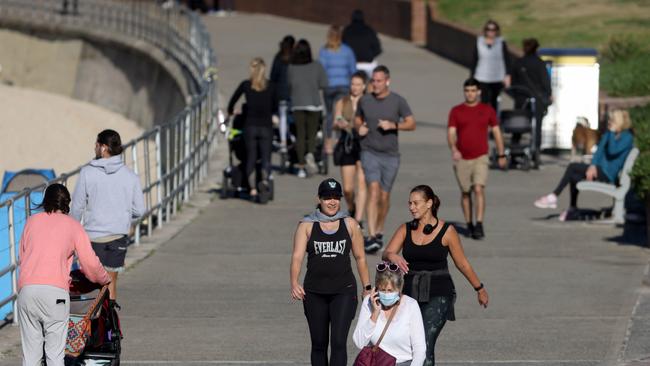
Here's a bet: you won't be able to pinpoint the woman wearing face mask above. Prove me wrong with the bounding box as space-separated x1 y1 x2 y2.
383 185 488 366
534 109 634 221
290 178 371 366
352 262 426 366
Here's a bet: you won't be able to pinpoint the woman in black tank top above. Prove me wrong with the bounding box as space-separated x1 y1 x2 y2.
290 178 371 366
382 185 489 366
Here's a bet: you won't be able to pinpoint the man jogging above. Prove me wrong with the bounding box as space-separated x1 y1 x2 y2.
355 65 415 253
447 78 506 239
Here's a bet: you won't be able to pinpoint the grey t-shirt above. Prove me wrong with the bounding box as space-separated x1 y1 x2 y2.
356 92 413 155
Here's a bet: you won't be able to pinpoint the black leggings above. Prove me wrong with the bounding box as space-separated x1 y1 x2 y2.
244 126 273 190
553 163 608 208
420 296 453 366
479 82 504 111
303 291 358 366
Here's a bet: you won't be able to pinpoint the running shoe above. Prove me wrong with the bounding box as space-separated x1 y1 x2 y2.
375 233 384 246
305 153 318 175
364 236 381 253
297 168 307 179
534 193 557 209
466 223 475 238
472 222 485 240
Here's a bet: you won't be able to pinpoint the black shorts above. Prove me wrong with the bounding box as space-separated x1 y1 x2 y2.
333 132 361 167
91 236 129 272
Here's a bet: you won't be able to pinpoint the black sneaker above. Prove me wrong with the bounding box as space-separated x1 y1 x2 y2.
472 222 485 240
364 236 381 253
375 233 384 247
257 180 270 204
466 223 475 238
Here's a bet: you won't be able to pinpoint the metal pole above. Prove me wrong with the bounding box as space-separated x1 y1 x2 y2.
8 200 17 325
155 128 163 229
143 137 152 237
184 112 191 202
131 145 141 245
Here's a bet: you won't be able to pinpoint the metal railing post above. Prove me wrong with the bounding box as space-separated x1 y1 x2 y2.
143 137 152 237
8 200 18 325
131 144 141 245
155 128 163 229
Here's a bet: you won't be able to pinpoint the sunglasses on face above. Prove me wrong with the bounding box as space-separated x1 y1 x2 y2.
376 262 399 272
485 27 497 31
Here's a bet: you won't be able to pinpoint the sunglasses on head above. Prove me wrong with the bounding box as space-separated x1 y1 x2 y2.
376 262 399 272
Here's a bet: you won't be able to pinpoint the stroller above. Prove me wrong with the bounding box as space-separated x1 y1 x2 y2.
63 270 122 365
492 86 539 171
220 105 275 201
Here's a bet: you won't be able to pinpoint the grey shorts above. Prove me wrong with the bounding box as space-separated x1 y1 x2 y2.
360 150 400 192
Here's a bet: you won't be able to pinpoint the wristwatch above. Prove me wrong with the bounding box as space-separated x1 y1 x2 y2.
474 283 485 292
364 284 372 291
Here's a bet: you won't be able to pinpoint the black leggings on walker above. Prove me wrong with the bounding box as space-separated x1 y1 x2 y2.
303 291 358 366
553 162 608 208
243 126 273 190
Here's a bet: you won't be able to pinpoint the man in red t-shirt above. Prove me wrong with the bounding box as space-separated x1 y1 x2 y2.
447 78 506 239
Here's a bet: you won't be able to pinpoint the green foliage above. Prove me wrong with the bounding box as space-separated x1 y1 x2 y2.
600 35 645 62
630 104 650 197
600 55 650 97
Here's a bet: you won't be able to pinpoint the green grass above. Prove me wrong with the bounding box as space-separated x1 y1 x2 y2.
435 0 650 96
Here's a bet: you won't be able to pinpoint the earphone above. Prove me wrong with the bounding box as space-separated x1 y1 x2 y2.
409 218 438 235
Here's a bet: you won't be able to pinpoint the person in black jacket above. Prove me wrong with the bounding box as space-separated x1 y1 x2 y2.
342 9 382 78
270 35 295 151
228 57 278 203
511 38 552 154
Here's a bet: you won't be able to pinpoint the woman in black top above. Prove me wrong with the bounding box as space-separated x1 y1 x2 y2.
290 178 371 366
227 57 278 203
383 185 489 366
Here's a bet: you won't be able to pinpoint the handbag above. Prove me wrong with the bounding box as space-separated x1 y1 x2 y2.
353 302 399 366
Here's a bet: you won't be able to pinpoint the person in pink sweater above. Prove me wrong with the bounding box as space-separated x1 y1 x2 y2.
17 183 110 366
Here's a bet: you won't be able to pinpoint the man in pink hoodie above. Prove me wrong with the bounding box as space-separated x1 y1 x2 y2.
17 184 110 366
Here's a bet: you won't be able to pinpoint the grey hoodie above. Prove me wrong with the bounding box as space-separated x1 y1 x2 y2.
71 155 145 240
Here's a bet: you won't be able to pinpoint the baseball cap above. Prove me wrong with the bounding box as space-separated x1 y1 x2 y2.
318 178 343 198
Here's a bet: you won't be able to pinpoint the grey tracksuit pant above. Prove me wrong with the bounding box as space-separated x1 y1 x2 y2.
17 285 70 366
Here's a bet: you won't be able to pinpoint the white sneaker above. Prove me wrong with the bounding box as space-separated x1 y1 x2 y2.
534 194 557 209
305 153 318 175
297 168 307 179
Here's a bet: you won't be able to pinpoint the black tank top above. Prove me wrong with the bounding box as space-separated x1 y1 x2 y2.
402 222 455 298
303 219 356 294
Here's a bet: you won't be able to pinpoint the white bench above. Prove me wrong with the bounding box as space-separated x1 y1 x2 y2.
577 147 639 224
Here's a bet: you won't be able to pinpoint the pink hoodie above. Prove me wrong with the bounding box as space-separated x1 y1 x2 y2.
18 212 110 291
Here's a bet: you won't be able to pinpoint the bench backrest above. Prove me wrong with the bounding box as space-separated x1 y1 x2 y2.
619 147 639 191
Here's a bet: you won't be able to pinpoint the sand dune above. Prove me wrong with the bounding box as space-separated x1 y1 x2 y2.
0 84 144 178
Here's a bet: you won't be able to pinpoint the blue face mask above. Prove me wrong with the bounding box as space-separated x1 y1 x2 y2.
378 291 400 307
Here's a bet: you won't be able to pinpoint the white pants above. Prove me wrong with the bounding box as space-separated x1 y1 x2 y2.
356 61 378 78
17 285 70 366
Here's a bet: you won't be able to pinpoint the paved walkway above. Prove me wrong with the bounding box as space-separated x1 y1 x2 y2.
1 12 649 366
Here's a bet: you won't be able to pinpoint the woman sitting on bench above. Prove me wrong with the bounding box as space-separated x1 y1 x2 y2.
534 109 634 221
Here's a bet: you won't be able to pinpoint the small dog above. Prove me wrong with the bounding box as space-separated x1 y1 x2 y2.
571 116 600 162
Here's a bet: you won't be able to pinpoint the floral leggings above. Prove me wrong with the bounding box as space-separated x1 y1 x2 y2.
419 296 453 366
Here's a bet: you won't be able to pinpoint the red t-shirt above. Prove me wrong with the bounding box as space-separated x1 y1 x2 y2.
447 103 498 160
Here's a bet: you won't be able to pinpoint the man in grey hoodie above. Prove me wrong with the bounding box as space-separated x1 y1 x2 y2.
71 129 145 300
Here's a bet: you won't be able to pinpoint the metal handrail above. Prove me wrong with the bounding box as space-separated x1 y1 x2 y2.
0 0 219 321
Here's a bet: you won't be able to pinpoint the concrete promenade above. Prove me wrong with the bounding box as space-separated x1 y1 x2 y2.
1 12 649 366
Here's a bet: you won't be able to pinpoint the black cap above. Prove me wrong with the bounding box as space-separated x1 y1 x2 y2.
318 178 343 198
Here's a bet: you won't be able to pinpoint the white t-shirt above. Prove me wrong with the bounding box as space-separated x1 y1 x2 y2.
352 294 426 365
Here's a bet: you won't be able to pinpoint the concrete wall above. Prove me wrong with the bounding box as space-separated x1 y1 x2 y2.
0 29 186 130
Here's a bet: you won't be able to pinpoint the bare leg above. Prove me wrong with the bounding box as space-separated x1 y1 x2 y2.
475 185 485 223
108 271 118 300
367 182 381 237
377 190 391 235
461 192 472 224
355 162 367 223
341 165 356 214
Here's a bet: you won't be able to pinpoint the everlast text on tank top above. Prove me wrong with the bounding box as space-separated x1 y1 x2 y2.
303 219 357 294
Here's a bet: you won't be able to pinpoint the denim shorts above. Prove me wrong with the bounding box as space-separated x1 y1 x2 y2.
360 150 400 192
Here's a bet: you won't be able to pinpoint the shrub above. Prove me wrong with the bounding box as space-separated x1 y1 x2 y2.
630 104 650 198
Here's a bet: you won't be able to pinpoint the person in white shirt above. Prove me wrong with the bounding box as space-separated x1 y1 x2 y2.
353 262 426 366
